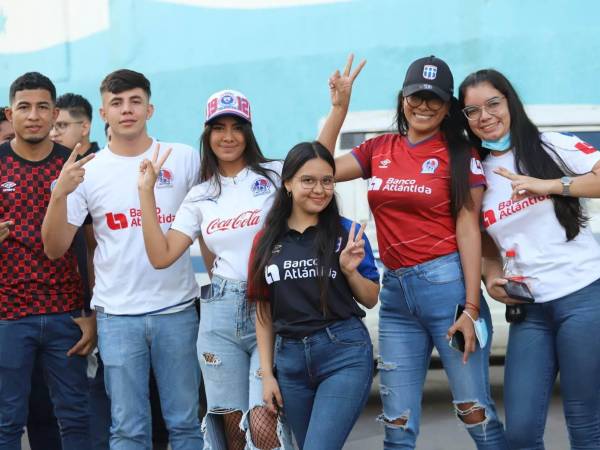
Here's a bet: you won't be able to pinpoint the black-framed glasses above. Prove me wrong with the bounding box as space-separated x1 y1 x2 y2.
52 121 84 132
298 175 335 190
462 96 506 121
404 93 445 111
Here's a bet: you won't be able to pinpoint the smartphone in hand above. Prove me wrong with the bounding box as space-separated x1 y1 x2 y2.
503 279 535 303
449 304 465 353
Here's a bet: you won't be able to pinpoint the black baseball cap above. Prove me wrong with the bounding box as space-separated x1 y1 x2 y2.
402 55 454 102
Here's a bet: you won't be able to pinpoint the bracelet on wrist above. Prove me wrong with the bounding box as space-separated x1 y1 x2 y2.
465 302 480 314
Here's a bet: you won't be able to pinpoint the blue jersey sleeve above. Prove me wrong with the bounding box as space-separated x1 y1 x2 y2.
340 217 380 282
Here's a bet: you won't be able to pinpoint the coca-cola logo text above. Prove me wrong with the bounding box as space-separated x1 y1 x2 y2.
206 209 262 235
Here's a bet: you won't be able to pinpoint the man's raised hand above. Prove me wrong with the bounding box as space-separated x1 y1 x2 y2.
52 143 95 198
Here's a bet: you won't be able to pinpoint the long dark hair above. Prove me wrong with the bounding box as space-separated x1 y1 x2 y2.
458 69 586 240
199 116 278 198
249 141 344 318
396 92 474 217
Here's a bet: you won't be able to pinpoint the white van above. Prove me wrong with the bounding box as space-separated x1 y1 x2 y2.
322 105 600 361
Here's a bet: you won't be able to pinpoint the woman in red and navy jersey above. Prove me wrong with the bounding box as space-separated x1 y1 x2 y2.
318 56 508 449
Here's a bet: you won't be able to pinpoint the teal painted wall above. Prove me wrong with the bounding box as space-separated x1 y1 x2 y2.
1 0 599 157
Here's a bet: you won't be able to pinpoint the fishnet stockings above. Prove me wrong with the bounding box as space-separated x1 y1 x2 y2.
249 406 280 450
223 411 245 450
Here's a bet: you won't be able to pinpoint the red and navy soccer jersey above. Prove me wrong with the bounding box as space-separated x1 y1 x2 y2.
352 132 486 269
0 142 83 319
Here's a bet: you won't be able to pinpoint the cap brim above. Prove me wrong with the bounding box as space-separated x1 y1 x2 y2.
403 84 451 102
205 110 251 124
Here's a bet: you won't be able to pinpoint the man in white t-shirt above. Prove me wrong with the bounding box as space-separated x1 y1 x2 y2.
42 70 203 450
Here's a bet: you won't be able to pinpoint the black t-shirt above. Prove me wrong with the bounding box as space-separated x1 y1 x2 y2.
261 217 379 338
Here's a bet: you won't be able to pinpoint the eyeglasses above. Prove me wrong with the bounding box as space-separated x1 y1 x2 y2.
404 94 445 111
52 121 84 132
298 175 335 190
462 96 506 121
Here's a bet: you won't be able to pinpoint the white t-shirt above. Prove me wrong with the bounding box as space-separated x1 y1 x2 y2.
67 139 200 315
171 161 282 281
482 132 600 302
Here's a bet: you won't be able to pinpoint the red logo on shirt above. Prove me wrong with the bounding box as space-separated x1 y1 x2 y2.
482 210 497 228
575 141 597 154
206 209 262 235
483 196 551 228
106 212 128 230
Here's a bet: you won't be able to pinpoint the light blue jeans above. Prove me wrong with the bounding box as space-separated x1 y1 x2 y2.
378 252 508 450
96 305 202 450
504 277 600 450
198 274 293 450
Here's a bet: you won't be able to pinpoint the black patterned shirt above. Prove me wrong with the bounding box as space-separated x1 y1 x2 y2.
0 141 83 319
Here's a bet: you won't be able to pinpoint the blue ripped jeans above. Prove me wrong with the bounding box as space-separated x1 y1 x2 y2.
198 274 293 450
504 277 600 450
378 252 507 450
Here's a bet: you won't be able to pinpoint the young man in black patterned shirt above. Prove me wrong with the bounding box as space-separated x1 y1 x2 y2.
0 72 95 450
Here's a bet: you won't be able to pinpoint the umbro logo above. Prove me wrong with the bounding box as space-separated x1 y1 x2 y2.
378 159 391 169
1 181 16 192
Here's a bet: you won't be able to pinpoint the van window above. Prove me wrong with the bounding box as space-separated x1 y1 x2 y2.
571 131 600 149
340 132 367 150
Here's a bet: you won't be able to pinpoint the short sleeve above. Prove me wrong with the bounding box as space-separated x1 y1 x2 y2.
351 138 376 179
263 160 283 188
340 218 380 283
66 183 89 227
542 132 600 174
468 150 487 188
187 146 201 188
170 188 203 241
246 229 270 302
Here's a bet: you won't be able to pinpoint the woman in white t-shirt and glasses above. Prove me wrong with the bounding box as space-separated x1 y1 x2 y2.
137 90 293 450
459 69 600 449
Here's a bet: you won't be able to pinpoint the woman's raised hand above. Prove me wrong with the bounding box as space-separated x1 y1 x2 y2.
329 53 366 110
494 167 560 201
138 143 172 191
340 221 367 275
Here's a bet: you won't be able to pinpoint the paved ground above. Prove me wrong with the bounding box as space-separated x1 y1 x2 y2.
22 366 568 450
345 366 568 450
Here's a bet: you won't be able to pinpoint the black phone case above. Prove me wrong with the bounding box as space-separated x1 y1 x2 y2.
504 280 535 303
449 304 465 352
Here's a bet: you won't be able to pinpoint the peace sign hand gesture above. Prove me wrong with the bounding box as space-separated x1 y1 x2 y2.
494 167 559 201
138 143 172 191
329 53 366 110
339 222 367 276
52 143 95 198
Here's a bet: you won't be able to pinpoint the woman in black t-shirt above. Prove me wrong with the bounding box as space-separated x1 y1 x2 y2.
248 141 380 450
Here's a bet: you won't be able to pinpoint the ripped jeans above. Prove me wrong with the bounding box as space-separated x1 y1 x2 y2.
378 252 508 450
198 274 293 450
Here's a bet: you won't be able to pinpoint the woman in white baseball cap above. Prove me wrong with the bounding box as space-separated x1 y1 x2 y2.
317 55 508 449
138 89 293 450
